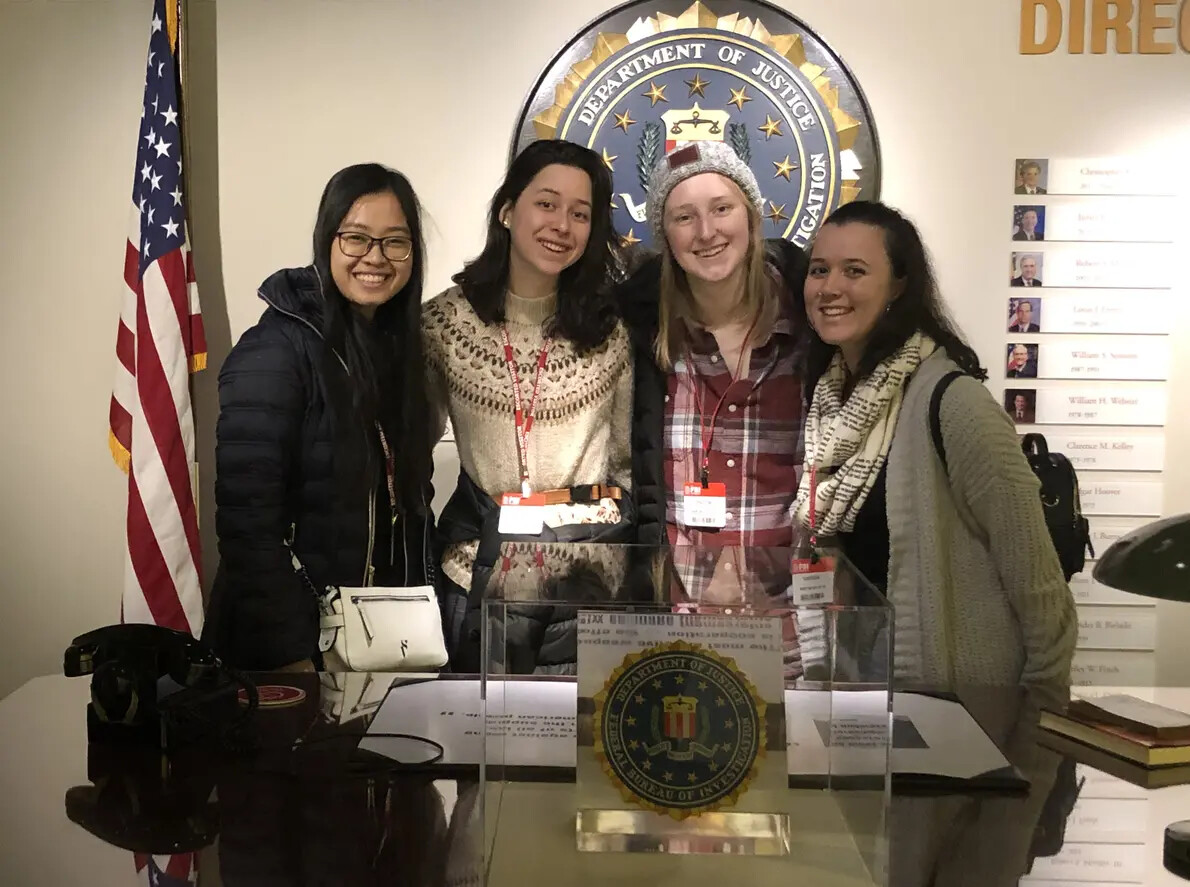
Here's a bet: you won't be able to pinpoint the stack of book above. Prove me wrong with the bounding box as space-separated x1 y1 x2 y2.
1039 693 1190 789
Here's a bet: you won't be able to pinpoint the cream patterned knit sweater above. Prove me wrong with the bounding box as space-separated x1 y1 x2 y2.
422 285 633 588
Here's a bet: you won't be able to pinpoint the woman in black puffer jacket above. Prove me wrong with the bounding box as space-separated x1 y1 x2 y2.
203 164 435 671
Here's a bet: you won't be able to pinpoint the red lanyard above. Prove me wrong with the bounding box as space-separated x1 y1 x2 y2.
687 315 758 487
500 326 552 496
375 423 397 521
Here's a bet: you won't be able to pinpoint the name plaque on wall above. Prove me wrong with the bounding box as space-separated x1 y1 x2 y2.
1077 479 1164 516
1038 431 1164 471
1009 243 1172 289
1071 650 1157 689
1027 336 1171 381
1069 570 1154 607
1040 196 1175 242
1045 157 1176 197
1034 384 1167 426
1088 517 1150 551
1013 290 1171 335
1076 607 1157 651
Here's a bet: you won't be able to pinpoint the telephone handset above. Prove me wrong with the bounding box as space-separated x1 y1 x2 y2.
65 623 221 685
63 623 256 748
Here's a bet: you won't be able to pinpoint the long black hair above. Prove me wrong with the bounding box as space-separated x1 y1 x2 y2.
452 139 619 353
802 200 986 391
311 163 431 512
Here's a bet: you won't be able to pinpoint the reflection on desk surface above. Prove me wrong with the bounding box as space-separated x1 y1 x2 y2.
4 674 1190 885
362 679 1016 786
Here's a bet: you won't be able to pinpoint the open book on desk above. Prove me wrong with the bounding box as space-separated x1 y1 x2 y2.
359 678 1023 793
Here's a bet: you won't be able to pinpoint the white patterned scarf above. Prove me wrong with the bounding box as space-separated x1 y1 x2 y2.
794 333 938 536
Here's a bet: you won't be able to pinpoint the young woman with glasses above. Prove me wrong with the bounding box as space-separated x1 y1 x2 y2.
422 139 632 673
204 163 435 671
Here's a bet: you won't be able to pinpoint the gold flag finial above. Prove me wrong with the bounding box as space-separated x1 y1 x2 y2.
167 0 179 54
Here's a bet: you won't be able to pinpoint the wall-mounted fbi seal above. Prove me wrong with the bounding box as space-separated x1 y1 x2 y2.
512 1 880 251
593 640 765 819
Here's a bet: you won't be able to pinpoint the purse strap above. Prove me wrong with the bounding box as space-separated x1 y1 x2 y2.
284 525 335 605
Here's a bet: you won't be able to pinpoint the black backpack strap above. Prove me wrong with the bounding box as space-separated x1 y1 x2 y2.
928 371 965 474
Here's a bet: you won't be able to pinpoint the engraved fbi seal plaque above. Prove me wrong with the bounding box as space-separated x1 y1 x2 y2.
512 0 880 251
593 640 766 819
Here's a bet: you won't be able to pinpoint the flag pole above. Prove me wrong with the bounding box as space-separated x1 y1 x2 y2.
176 0 192 231
175 0 202 519
176 0 202 372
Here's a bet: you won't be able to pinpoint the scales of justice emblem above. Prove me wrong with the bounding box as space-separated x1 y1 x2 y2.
593 640 766 819
514 1 881 251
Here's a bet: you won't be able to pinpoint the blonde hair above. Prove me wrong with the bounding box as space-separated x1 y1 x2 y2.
653 195 776 370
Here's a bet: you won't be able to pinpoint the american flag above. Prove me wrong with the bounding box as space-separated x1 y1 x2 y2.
108 0 206 636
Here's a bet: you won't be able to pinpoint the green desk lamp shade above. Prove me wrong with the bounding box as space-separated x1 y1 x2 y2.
1092 514 1190 601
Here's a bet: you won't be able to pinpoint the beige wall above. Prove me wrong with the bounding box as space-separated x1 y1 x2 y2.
1 0 1188 698
0 2 146 696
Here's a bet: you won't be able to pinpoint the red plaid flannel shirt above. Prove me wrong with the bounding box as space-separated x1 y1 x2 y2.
663 313 804 550
662 312 806 677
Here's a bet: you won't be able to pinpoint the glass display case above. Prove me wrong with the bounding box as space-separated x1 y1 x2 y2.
479 542 893 884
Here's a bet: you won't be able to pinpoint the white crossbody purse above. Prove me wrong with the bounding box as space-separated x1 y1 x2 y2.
285 536 448 672
316 584 448 672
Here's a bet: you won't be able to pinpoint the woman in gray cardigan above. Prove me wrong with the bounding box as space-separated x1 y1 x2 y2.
794 200 1076 688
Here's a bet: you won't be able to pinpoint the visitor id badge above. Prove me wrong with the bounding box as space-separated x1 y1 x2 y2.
682 482 727 529
789 555 835 605
497 492 547 535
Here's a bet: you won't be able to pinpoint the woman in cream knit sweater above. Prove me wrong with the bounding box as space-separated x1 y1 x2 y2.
794 200 1076 688
423 140 632 671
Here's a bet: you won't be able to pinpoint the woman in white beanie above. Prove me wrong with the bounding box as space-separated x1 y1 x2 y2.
618 141 809 671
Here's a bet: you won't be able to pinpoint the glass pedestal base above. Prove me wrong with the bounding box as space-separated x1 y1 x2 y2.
575 808 791 855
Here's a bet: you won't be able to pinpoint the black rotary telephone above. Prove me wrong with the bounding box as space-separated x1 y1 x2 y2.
63 623 256 750
62 625 248 856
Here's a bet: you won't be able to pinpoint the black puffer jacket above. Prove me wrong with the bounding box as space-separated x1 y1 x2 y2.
203 267 434 670
616 239 810 544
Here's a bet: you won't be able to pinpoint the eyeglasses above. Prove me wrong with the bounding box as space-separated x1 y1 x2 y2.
335 232 413 262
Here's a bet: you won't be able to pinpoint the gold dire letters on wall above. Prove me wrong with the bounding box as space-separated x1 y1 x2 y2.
1021 0 1190 53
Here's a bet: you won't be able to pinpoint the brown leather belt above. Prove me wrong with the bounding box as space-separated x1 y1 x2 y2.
534 484 623 505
